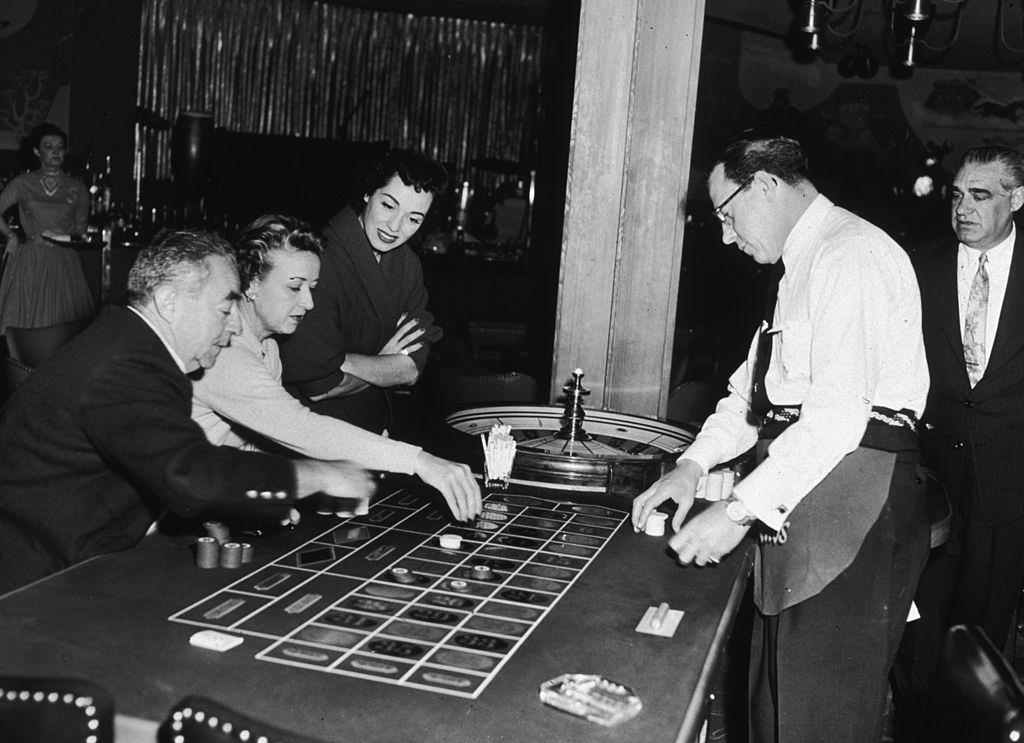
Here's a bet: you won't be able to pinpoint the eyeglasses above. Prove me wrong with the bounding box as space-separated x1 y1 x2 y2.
713 176 754 224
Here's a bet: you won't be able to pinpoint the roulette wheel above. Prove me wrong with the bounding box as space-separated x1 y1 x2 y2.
445 370 697 502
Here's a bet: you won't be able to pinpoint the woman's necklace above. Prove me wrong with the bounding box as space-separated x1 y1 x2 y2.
40 170 61 197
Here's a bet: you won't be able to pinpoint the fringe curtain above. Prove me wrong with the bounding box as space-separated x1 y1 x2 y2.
136 0 544 186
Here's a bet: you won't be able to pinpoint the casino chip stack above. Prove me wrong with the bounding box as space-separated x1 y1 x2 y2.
195 522 252 569
196 537 219 569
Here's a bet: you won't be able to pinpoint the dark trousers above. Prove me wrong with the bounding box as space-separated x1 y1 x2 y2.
749 456 930 743
891 459 1024 742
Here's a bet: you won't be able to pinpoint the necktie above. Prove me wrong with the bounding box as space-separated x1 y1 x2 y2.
751 259 784 418
964 252 989 388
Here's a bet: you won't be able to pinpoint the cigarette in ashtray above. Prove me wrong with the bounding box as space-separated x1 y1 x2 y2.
481 424 516 485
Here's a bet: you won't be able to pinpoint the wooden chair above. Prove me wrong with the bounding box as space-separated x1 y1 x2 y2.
466 320 528 368
0 675 114 743
159 695 328 743
915 624 1024 743
432 360 543 414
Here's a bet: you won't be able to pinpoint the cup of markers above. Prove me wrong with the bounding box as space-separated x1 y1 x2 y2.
482 424 516 491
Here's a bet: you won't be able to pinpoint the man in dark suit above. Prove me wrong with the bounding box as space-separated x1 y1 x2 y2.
894 145 1024 739
0 230 373 595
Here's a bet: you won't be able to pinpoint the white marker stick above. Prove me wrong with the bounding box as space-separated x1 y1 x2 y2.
651 602 671 630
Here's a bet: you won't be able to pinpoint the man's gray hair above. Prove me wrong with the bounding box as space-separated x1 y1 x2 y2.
959 146 1024 192
127 230 236 307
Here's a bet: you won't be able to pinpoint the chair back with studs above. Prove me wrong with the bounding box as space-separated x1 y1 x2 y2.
158 695 329 743
0 675 114 743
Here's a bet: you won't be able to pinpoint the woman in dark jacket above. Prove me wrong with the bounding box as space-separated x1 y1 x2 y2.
278 148 446 434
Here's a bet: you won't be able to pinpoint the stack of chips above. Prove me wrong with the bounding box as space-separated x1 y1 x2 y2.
695 469 735 501
196 521 254 569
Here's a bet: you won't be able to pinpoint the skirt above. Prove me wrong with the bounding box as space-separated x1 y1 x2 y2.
0 237 95 335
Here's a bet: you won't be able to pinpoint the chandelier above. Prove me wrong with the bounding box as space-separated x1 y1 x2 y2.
793 0 989 69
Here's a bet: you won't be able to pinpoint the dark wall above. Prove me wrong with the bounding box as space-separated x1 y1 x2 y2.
207 132 388 228
70 0 141 204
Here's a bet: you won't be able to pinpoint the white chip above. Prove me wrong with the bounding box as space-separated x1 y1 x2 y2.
189 630 243 652
439 534 462 550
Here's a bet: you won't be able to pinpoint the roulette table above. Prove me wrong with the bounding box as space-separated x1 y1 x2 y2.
0 478 752 743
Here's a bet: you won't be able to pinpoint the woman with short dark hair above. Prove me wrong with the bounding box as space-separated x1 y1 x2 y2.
278 148 446 435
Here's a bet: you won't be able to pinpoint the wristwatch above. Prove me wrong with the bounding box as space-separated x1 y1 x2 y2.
724 496 756 526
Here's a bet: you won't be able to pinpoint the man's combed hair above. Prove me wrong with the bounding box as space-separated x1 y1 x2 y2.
363 148 448 198
127 230 235 306
714 136 811 187
959 146 1024 191
234 214 323 292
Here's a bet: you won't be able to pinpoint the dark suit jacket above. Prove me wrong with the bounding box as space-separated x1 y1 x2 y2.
0 307 297 592
278 206 442 433
915 231 1024 525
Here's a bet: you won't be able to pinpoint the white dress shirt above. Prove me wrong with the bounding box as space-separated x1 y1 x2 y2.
957 225 1015 377
680 195 930 530
191 310 422 474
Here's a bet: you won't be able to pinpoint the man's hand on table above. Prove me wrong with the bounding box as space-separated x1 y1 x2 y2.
668 501 750 567
631 458 703 534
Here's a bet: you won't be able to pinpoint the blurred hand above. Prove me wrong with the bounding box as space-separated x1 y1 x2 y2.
294 460 376 516
631 458 704 533
414 451 482 522
379 313 426 357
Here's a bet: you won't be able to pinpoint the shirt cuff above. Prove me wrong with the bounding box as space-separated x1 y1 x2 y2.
732 475 788 531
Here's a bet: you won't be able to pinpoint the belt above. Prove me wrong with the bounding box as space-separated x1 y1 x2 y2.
760 405 919 452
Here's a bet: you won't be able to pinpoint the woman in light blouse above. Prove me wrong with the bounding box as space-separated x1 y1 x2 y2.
191 214 480 521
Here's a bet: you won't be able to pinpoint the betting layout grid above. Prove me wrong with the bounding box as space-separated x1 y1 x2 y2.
169 488 628 698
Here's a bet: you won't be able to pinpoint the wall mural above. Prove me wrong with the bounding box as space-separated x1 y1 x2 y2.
0 0 71 156
737 31 1024 174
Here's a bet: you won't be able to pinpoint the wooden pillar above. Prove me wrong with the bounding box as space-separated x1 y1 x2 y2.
551 0 706 418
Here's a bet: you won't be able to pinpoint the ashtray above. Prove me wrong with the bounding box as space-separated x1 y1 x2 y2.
539 673 642 726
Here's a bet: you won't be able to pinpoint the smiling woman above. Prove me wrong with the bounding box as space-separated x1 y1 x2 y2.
277 149 447 435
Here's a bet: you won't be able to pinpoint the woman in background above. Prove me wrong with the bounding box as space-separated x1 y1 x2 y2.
0 123 94 353
191 213 480 521
278 148 445 434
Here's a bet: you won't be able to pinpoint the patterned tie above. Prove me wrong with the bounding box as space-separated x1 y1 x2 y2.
964 252 989 388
